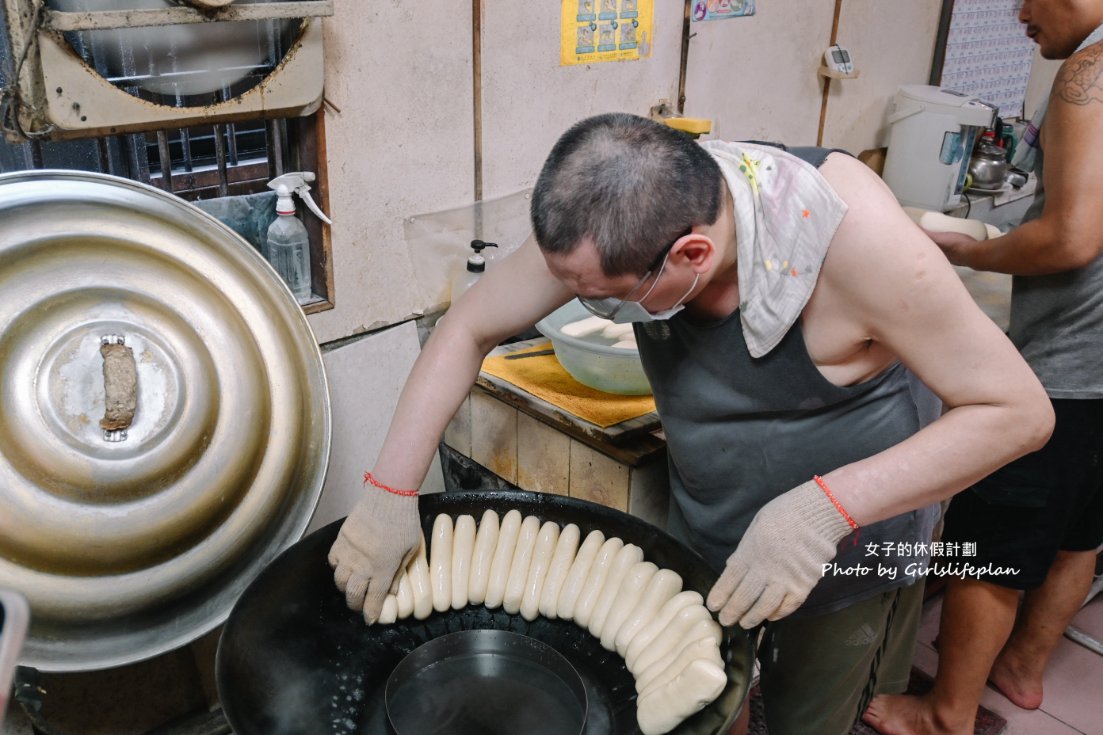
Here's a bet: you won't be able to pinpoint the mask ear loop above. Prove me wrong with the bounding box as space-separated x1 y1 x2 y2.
633 249 674 306
670 272 700 311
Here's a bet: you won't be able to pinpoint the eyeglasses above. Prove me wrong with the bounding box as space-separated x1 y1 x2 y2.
577 228 692 320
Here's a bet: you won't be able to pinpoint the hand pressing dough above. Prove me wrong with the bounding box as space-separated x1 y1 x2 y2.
502 515 542 615
598 560 658 650
408 533 434 620
450 514 477 609
631 603 715 675
587 543 645 638
556 529 606 621
467 510 500 605
572 537 625 629
520 521 561 621
539 523 581 619
613 568 683 656
625 590 704 671
484 509 523 610
561 315 612 337
429 514 454 613
902 206 990 241
635 659 727 735
638 636 724 697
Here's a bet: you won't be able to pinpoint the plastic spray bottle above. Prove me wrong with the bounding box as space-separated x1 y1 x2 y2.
450 239 499 305
265 172 332 301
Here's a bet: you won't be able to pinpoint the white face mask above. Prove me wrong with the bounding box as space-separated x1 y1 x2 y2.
605 272 699 323
578 251 699 324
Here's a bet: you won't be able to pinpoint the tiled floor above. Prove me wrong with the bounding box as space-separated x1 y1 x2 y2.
912 585 1103 735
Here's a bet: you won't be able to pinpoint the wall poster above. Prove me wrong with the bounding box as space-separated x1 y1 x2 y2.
561 0 654 66
691 0 756 22
935 0 1035 118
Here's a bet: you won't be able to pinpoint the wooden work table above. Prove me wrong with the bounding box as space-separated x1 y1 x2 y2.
442 338 670 528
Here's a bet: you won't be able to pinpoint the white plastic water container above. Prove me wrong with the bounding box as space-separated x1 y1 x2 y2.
882 85 997 211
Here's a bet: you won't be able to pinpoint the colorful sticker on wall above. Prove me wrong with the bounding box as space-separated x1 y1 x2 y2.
561 0 654 66
691 0 755 22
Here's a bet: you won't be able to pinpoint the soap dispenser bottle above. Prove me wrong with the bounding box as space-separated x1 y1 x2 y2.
450 239 498 305
265 172 332 301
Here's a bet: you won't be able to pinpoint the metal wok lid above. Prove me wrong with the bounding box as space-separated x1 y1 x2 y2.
216 490 754 735
0 170 331 671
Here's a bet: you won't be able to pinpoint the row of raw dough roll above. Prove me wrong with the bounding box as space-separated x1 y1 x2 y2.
375 509 728 735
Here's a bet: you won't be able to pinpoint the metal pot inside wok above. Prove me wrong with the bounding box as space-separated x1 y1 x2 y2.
216 490 754 735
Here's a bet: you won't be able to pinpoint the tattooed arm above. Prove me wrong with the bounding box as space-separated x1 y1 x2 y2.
938 40 1103 275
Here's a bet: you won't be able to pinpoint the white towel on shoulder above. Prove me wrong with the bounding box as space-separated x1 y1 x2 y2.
700 140 848 358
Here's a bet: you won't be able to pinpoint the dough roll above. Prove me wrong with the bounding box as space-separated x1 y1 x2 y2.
539 523 581 619
450 514 477 609
467 510 500 605
502 515 542 615
520 521 561 621
484 509 523 610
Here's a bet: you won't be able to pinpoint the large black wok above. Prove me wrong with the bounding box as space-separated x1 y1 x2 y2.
216 490 754 734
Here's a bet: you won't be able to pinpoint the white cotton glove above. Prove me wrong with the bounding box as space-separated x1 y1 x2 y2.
328 478 421 624
706 479 854 629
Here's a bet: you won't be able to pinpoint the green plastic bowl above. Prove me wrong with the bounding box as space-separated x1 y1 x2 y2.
534 300 652 396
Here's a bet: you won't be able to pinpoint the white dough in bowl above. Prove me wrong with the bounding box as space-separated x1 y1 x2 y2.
561 315 612 337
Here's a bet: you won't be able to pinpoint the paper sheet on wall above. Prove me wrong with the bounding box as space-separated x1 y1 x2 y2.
938 0 1036 118
561 0 654 66
690 0 755 22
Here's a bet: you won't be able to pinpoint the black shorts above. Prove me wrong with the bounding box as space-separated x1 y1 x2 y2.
940 398 1103 590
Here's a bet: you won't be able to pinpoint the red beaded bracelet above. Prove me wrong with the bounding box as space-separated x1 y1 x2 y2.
813 475 859 530
363 471 419 497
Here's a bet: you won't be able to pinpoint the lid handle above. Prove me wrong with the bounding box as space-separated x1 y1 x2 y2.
100 336 137 442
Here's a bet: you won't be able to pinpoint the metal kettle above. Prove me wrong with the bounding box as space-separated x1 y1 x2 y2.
968 134 1010 190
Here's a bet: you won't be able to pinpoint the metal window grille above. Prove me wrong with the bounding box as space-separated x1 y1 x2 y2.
0 10 301 201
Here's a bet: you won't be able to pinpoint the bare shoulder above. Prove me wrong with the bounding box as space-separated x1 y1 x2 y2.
1053 39 1103 106
809 151 972 332
815 151 918 263
816 151 899 208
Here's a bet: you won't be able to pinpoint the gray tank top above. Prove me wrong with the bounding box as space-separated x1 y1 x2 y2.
1009 149 1103 398
635 145 939 616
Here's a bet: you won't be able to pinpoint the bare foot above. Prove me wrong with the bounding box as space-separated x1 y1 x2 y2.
988 652 1043 710
862 694 973 735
